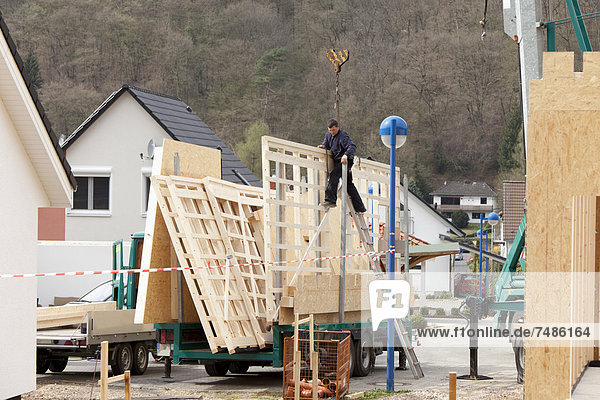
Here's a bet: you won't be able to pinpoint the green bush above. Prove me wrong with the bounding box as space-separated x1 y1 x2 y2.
410 314 427 330
426 294 435 299
451 210 470 228
420 306 430 316
435 308 445 316
438 291 451 299
451 307 460 316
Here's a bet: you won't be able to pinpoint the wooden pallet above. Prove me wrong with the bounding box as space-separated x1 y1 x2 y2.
152 175 272 354
261 136 403 321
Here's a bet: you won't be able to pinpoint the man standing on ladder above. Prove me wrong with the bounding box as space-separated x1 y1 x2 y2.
318 118 367 213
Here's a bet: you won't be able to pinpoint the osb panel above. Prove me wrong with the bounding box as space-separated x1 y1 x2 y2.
525 52 600 400
140 139 222 324
292 273 373 315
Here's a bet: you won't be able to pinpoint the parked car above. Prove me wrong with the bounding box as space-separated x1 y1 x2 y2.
68 280 113 304
453 273 479 297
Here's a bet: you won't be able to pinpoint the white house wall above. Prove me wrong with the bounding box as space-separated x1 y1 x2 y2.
0 96 49 399
400 191 455 294
64 93 170 241
37 241 131 306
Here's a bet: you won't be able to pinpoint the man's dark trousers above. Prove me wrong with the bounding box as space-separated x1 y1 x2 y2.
324 158 366 212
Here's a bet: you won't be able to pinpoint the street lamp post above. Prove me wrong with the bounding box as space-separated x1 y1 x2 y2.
379 116 407 393
478 211 499 297
459 210 499 382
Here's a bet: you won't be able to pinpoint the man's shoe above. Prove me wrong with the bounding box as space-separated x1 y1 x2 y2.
355 208 367 214
320 200 337 208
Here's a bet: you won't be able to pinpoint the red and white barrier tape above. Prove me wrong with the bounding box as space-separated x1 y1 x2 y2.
0 249 394 279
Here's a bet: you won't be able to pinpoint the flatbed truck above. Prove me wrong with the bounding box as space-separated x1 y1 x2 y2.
36 234 155 376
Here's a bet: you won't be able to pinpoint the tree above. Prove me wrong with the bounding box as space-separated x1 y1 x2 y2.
408 161 432 203
451 210 469 229
0 0 521 187
497 103 523 174
235 121 270 179
253 47 288 120
23 52 42 89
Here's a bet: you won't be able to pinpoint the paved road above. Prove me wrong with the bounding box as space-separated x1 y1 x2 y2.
37 343 521 396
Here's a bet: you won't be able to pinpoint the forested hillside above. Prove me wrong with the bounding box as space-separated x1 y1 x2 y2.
1 0 596 193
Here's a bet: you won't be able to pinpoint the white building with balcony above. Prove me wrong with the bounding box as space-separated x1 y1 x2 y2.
431 181 497 224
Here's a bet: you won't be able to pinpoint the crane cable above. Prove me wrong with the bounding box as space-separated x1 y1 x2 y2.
480 0 488 40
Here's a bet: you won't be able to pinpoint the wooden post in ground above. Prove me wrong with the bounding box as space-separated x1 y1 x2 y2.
293 313 316 400
124 370 131 400
449 371 457 400
100 341 109 400
98 340 132 400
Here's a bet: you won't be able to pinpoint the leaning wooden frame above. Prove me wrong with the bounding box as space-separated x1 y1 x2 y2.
152 174 273 354
261 136 403 323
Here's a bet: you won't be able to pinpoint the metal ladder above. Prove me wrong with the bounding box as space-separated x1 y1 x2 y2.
341 177 424 379
345 199 383 272
394 319 424 378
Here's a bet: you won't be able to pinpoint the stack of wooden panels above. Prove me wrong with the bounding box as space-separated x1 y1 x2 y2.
152 174 273 354
37 302 117 330
261 136 401 324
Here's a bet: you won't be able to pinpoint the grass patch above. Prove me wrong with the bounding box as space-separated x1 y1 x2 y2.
359 389 393 399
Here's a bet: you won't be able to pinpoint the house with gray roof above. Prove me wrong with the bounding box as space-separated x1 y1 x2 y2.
36 85 260 306
63 84 259 186
431 181 497 224
59 84 259 242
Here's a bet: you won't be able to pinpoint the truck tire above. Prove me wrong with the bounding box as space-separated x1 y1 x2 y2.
205 362 229 376
48 356 69 373
132 342 149 375
353 338 375 377
111 343 133 376
348 339 356 378
229 361 250 374
36 350 51 374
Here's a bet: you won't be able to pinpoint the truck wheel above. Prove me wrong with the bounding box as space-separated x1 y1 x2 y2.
229 361 250 374
36 351 51 374
348 339 356 378
205 362 229 376
132 342 149 375
48 356 69 373
353 339 375 377
111 343 133 376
